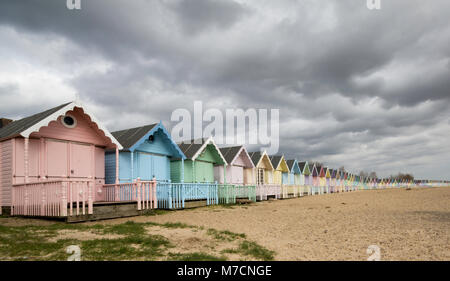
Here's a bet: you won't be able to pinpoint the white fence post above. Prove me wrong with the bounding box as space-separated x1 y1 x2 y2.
136 179 142 211
61 182 68 217
88 181 93 215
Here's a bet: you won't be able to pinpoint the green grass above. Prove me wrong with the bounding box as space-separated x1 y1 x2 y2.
237 241 275 261
221 241 275 261
101 221 146 235
206 228 246 241
0 222 171 261
145 221 193 229
167 252 227 261
78 235 170 261
0 220 275 261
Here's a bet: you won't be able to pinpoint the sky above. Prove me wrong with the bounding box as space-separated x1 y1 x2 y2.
0 0 449 180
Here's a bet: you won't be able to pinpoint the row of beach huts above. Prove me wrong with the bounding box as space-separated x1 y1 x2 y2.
0 101 448 221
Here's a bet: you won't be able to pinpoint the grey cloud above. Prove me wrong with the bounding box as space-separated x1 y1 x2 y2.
0 0 450 179
168 0 249 35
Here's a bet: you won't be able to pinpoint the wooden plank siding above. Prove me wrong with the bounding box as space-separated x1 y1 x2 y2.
0 140 13 206
105 124 184 184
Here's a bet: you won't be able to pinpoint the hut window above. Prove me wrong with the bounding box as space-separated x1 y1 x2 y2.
257 168 264 184
62 114 77 128
148 135 154 142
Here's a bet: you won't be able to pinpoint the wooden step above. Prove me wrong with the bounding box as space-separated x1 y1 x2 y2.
66 201 140 223
236 198 253 204
183 200 207 209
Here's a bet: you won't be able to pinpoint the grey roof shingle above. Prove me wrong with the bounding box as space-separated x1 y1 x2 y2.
247 151 263 166
0 102 71 141
219 146 243 165
298 161 307 172
316 165 323 174
331 169 337 178
269 155 283 169
177 138 208 159
286 160 296 171
111 124 158 150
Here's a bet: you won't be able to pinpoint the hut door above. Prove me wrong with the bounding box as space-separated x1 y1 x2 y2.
70 143 92 179
196 161 214 183
138 153 153 181
153 155 168 181
46 140 94 180
46 140 69 178
257 168 264 185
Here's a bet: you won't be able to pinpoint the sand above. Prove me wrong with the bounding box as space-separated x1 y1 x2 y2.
99 187 450 261
1 187 448 260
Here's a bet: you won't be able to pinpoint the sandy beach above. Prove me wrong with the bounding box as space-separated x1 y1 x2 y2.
94 187 450 260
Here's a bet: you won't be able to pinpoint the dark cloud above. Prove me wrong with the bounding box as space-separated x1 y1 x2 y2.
0 0 449 179
168 0 249 35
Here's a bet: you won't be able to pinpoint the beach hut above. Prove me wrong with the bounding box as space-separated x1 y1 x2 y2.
286 160 300 186
317 165 326 195
298 161 311 196
159 137 228 208
335 170 341 192
349 174 355 191
381 178 387 189
354 175 360 190
269 155 289 185
311 163 319 195
248 150 278 200
342 171 348 192
105 123 185 184
269 155 290 199
105 123 188 209
330 169 337 193
215 146 254 185
364 177 370 190
325 167 332 193
173 137 227 184
342 172 347 191
0 101 123 217
352 174 358 191
286 159 301 197
213 145 256 203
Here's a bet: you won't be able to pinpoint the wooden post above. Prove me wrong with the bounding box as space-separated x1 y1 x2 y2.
115 147 119 184
0 142 2 215
39 138 44 181
41 183 46 216
152 177 157 209
192 160 195 183
136 178 141 210
24 186 28 216
24 137 29 184
61 181 68 217
223 164 227 185
181 158 184 183
130 151 134 181
12 138 15 184
114 182 120 202
90 145 95 180
23 138 29 215
88 181 93 215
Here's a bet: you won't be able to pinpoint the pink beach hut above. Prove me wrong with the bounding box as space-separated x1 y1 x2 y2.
0 101 123 218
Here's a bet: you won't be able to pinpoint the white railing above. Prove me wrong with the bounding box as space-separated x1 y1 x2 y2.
102 179 157 210
256 184 281 201
12 180 93 217
281 185 301 199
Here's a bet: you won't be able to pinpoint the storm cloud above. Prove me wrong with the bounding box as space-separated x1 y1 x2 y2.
0 0 449 179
